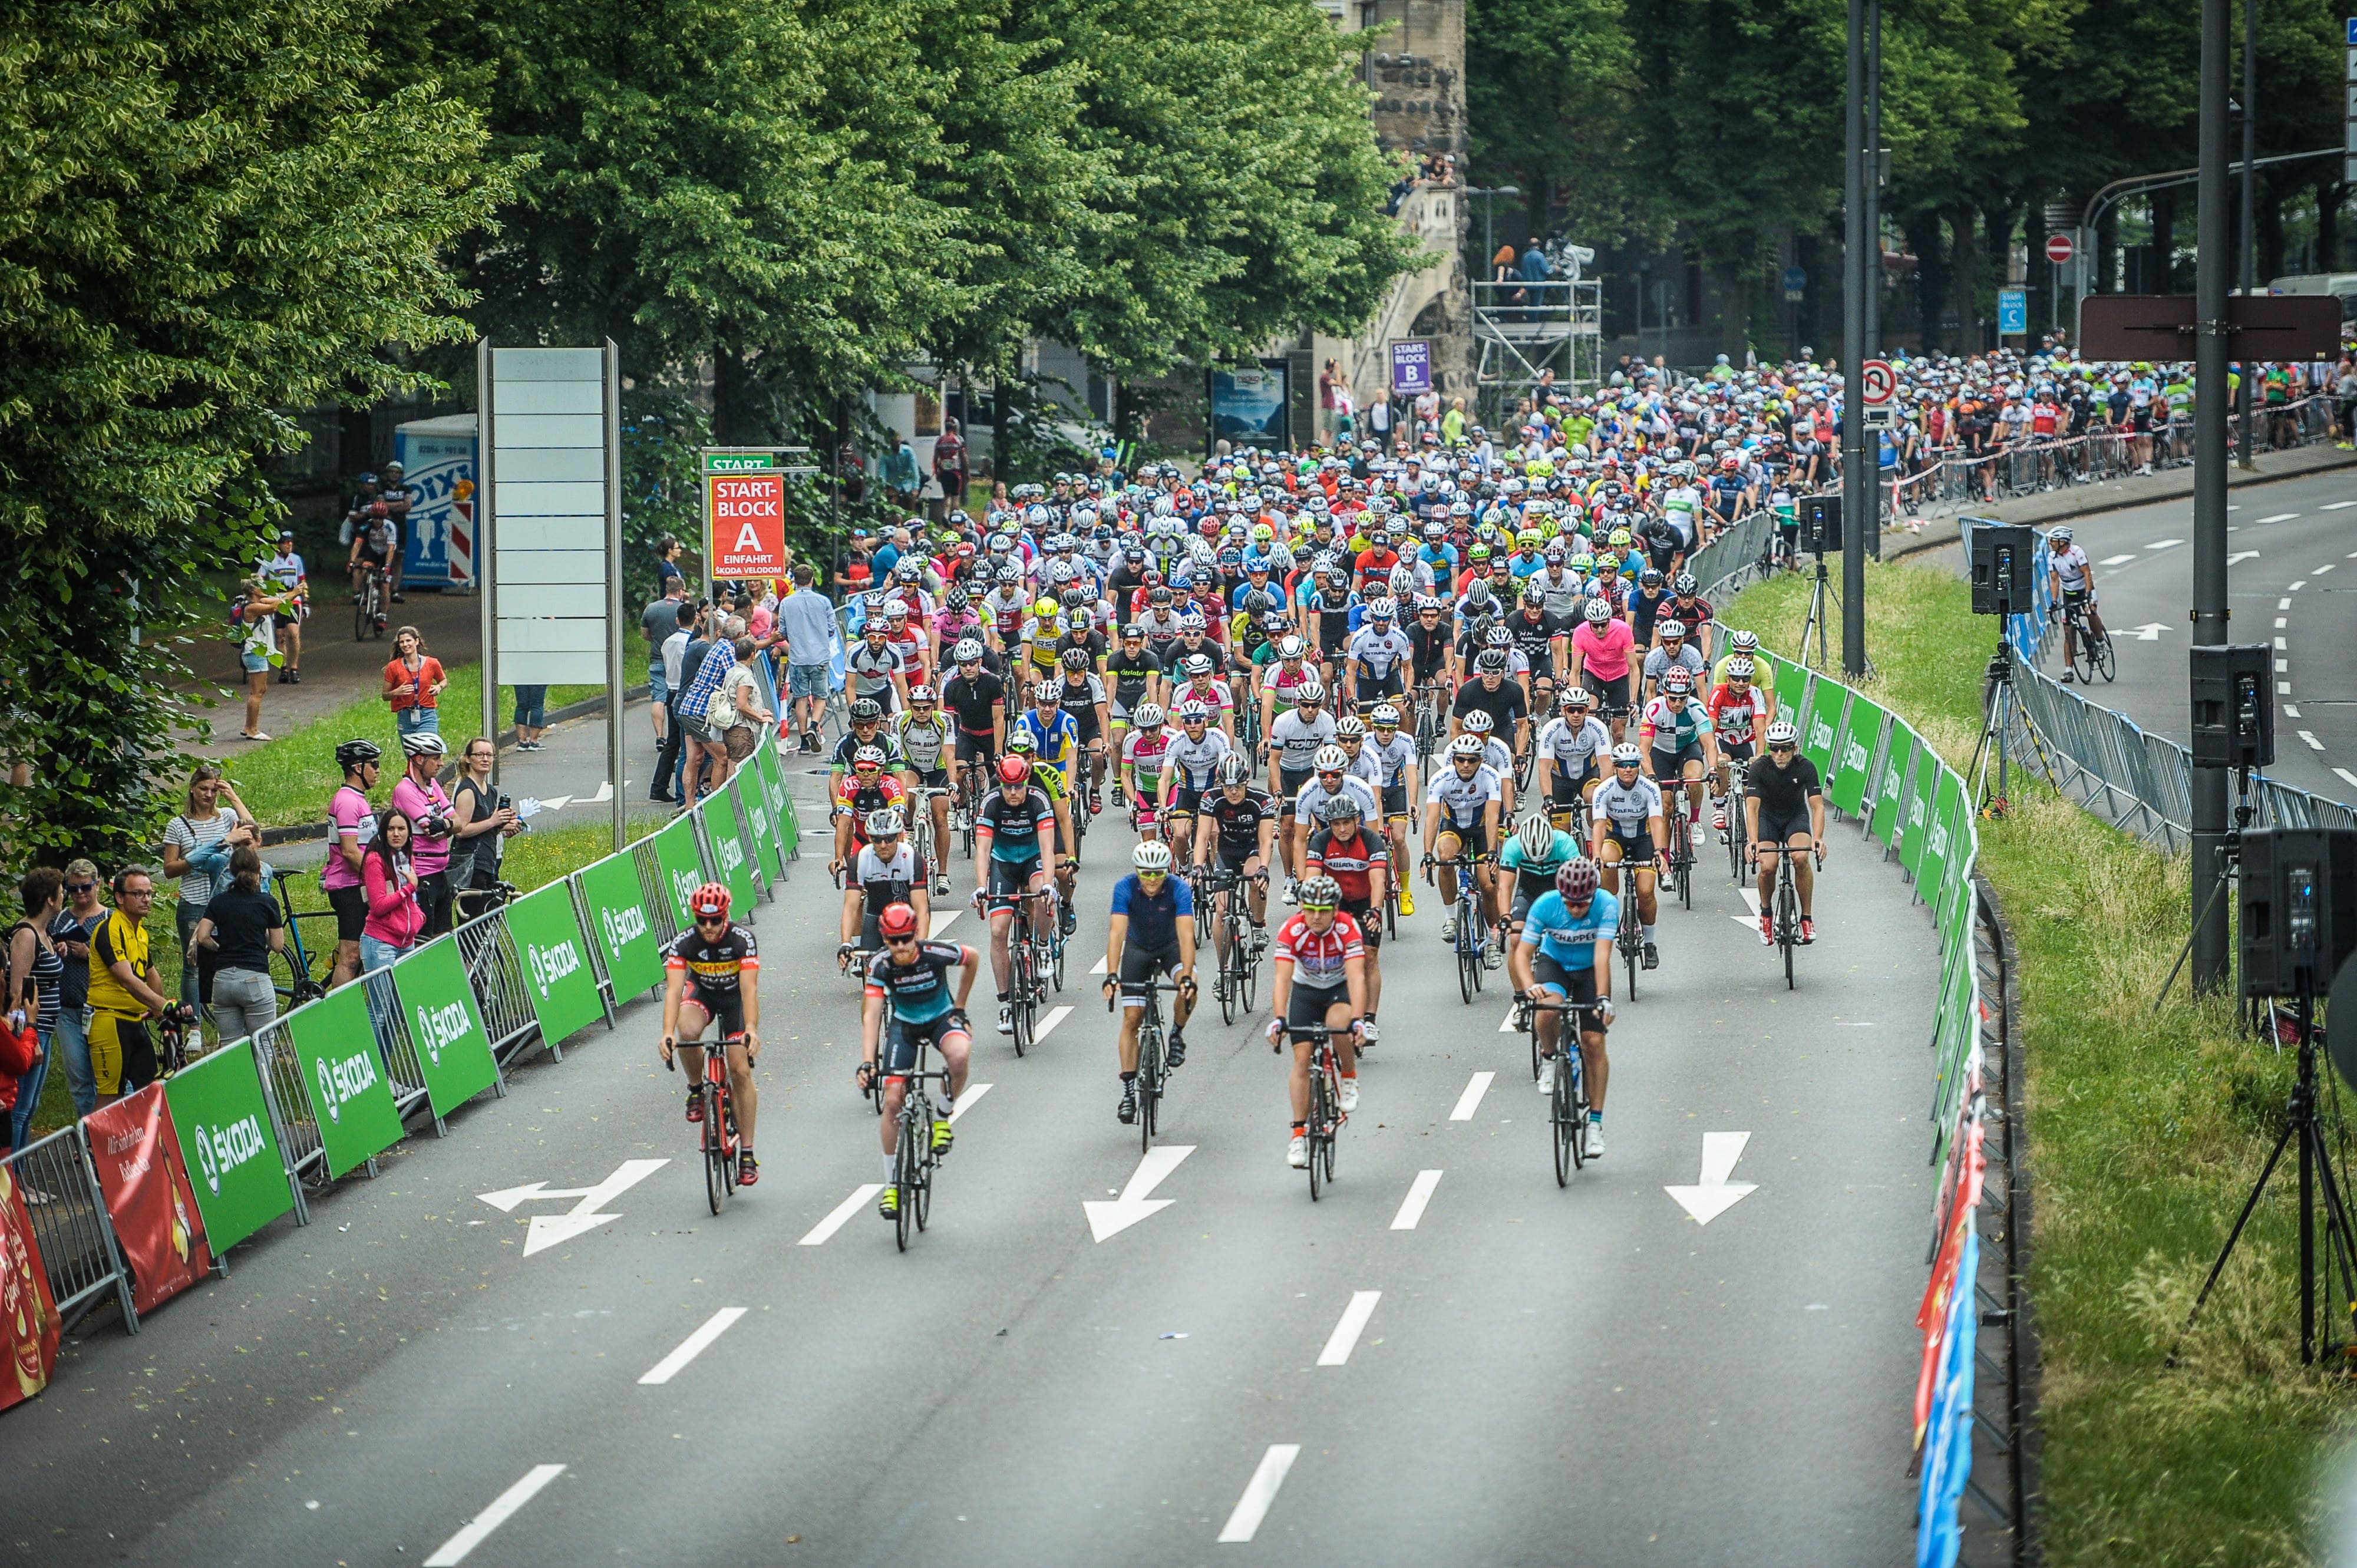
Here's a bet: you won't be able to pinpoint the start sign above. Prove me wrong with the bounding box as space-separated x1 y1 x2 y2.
706 471 787 579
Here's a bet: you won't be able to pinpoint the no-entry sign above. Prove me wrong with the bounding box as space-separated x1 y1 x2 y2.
706 468 787 580
2045 233 2076 266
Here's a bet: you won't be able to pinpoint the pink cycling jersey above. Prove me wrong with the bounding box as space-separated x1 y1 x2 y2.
1572 619 1636 683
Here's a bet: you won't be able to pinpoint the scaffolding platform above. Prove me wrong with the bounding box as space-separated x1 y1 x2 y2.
1473 278 1602 423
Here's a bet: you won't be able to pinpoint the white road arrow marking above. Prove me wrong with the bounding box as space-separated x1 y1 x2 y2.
1316 1291 1382 1366
2228 551 2262 567
927 910 960 938
1085 1144 1194 1242
587 781 613 804
1217 1445 1300 1543
1665 1131 1758 1226
477 1158 669 1255
2128 622 2173 641
537 795 574 812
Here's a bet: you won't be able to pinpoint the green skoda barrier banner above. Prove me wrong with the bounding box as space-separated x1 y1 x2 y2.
504 882 605 1048
751 742 794 876
701 788 758 913
1827 698 1882 818
162 1039 293 1253
652 813 708 930
1867 723 1915 847
390 937 500 1117
1900 745 1940 877
738 769 780 882
577 851 665 997
280 984 407 1181
1918 767 1962 904
777 788 800 860
1800 681 1843 777
1937 797 1979 931
1773 654 1807 725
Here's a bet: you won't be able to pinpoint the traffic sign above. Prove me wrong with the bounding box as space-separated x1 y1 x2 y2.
2045 233 2076 266
1998 288 2028 335
2345 15 2355 45
1861 358 1896 430
1782 265 1808 292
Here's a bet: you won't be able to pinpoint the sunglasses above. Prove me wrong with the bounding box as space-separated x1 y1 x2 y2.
695 913 729 925
1135 870 1168 882
1770 744 1798 754
66 882 95 894
884 932 917 946
1300 902 1338 913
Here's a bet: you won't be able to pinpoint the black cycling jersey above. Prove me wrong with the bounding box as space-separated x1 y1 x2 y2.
1202 785 1279 857
1504 608 1565 669
1055 672 1107 735
1452 675 1530 734
832 729 906 771
942 669 1006 737
1303 589 1354 656
665 923 758 998
976 788 1058 859
1745 752 1823 822
1405 620 1453 682
1105 646 1162 709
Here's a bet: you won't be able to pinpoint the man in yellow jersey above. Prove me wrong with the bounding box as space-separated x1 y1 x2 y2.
87 867 171 1102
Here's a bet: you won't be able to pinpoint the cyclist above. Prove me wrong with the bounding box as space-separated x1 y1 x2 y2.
1121 702 1175 840
659 883 762 1187
1534 686 1612 834
1510 859 1617 1157
847 615 915 714
1302 794 1390 1040
1003 729 1078 918
1666 573 1715 660
1102 841 1200 1121
1744 718 1827 945
837 807 931 969
1160 700 1233 866
1504 583 1568 712
942 640 1007 829
859 902 978 1223
1705 655 1770 834
1639 667 1717 846
1404 596 1454 710
1103 624 1165 800
1499 813 1580 936
1267 679 1337 865
1455 708 1518 823
322 739 383 988
1590 742 1664 970
1255 635 1320 743
1015 680 1085 806
829 697 906 780
1290 740 1382 915
1193 755 1277 956
1450 647 1531 767
1266 874 1368 1167
973 755 1062 1033
1422 733 1505 945
346 499 397 619
1569 596 1638 740
1168 652 1237 742
828 745 906 877
1711 627 1765 688
1639 618 1708 705
2044 526 2105 682
1053 648 1113 809
1342 598 1414 714
895 686 956 893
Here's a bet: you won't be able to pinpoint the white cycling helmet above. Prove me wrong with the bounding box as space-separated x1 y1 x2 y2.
1132 702 1166 728
1584 599 1615 624
1517 815 1556 860
1176 700 1211 722
1448 734 1487 761
400 731 447 758
1561 686 1593 710
1132 840 1174 873
1461 709 1495 734
1370 703 1402 728
1765 718 1799 746
1611 742 1643 767
952 637 985 663
1294 679 1326 705
1312 744 1349 771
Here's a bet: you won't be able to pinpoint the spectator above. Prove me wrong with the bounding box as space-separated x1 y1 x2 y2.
191 847 282 1050
88 867 168 1107
778 560 837 753
1492 241 1517 283
47 861 102 1118
161 765 253 1017
1365 387 1396 453
228 575 288 741
883 431 923 513
1519 239 1553 287
654 599 701 803
709 637 777 782
359 808 424 976
674 612 742 805
511 684 549 750
382 626 447 738
1441 395 1467 447
641 575 689 752
258 530 307 684
6 869 64 1151
655 535 686 596
933 416 968 518
449 737 522 895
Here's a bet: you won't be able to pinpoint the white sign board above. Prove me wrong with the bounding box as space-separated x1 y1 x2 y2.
486 347 615 685
1861 357 1896 429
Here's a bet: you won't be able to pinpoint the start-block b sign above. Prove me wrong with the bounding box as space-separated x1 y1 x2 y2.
705 454 788 579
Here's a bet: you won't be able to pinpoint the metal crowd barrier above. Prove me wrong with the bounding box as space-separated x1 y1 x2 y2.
361 965 446 1136
1 1123 141 1333
250 1018 332 1191
457 906 548 1067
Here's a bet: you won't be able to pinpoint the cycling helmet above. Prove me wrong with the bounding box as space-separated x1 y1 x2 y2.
1561 686 1593 711
907 684 936 705
1639 568 1664 587
1672 572 1698 595
1133 703 1166 729
1584 599 1614 625
944 586 969 611
1176 700 1211 722
876 902 919 940
1006 729 1036 753
336 739 384 770
1610 742 1643 767
1312 744 1349 773
1061 647 1091 669
1447 734 1487 761
689 882 731 920
1521 583 1549 607
1333 715 1366 740
996 755 1031 785
1461 709 1495 734
1556 858 1601 903
1765 719 1799 747
1295 679 1327 704
1132 840 1174 873
852 744 887 771
1183 653 1213 677
1216 756 1252 786
1475 649 1510 674
1658 619 1686 641
2049 526 2074 544
1120 620 1146 641
1276 635 1306 660
1320 793 1363 823
953 638 984 663
1484 626 1513 648
866 807 904 837
1726 655 1757 681
1517 816 1556 860
1296 876 1342 909
400 731 446 758
1729 629 1760 652
1033 682 1060 705
1367 598 1397 621
894 559 922 582
1370 703 1402 728
849 697 884 723
1661 668 1694 695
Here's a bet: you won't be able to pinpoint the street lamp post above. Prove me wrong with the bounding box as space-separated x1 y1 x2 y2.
2236 0 2259 468
2191 0 2233 992
1840 0 1869 676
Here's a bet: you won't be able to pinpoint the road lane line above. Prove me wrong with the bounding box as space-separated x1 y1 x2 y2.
1090 956 1108 975
2277 618 2289 629
638 1308 747 1385
1389 1170 1443 1230
2282 682 2294 694
929 910 960 939
2276 636 2288 651
2325 501 2357 511
949 1082 992 1122
1034 1005 1073 1042
2318 564 2339 575
2292 580 2309 590
2300 731 2326 751
1217 1445 1301 1543
2258 513 2301 524
2146 538 2184 548
424 1464 567 1566
2287 705 2302 717
1497 1003 1519 1033
799 1185 886 1246
1449 1071 1495 1120
2099 554 2138 566
2338 768 2357 791
1316 1291 1382 1366
2280 598 2293 610
2279 660 2290 672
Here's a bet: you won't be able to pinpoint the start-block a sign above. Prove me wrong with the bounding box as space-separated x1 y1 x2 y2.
705 454 789 580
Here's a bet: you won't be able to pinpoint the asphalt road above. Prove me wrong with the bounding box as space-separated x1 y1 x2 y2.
1922 467 2357 806
6 767 1941 1567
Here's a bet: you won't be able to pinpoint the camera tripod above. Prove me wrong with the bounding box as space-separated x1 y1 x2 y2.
2153 765 2254 1014
2168 984 2357 1369
1797 553 1838 670
1965 635 2056 821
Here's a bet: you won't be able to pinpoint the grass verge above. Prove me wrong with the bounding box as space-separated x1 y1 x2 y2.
1725 558 2347 1567
204 661 600 828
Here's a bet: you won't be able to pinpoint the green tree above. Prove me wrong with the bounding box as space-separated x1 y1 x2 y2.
1465 0 1655 253
0 0 506 866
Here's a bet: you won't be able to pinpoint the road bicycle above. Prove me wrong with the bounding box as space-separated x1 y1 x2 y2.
1661 790 1695 912
268 870 339 1009
1199 866 1265 1026
996 886 1057 1055
1755 840 1816 990
955 761 988 861
665 1031 743 1216
2057 598 2115 685
1722 780 1749 884
1608 856 1652 999
1110 979 1188 1152
1425 851 1492 1005
1511 993 1603 1186
352 563 388 641
909 784 951 894
1273 1021 1347 1201
1412 682 1447 769
886 1024 958 1252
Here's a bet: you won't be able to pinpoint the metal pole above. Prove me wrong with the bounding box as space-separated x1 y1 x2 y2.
2192 0 2234 993
1865 0 1883 562
1841 0 1869 677
478 339 498 775
605 339 627 854
2236 0 2259 468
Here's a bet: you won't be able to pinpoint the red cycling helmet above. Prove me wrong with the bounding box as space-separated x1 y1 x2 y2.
996 755 1031 785
1556 859 1600 903
690 882 732 920
876 902 919 940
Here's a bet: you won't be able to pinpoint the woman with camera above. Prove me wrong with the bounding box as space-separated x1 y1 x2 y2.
449 736 523 906
389 732 458 937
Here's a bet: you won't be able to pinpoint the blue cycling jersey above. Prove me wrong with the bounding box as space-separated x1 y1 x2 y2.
1518 888 1617 971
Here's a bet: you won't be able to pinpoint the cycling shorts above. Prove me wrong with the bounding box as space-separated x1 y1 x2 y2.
1355 668 1407 702
1652 740 1707 772
1117 943 1183 1006
1381 782 1411 820
954 731 994 764
682 983 745 1039
1435 818 1490 858
987 854 1047 912
1721 737 1756 764
882 1010 968 1076
1530 954 1604 1021
1757 807 1814 845
1586 672 1630 712
904 764 951 790
1599 824 1653 863
329 883 368 943
1338 896 1382 952
1166 784 1205 818
1278 765 1313 801
1550 763 1597 807
1285 982 1350 1032
1211 841 1262 877
88 1011 157 1099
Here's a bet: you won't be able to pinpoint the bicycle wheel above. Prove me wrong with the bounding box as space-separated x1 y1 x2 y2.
1049 928 1066 993
704 1084 728 1216
2092 629 2117 682
1239 933 1259 1012
1780 882 1798 991
914 1101 935 1232
1727 795 1747 884
1319 1057 1339 1183
1568 1055 1590 1172
354 587 370 642
1138 1029 1160 1153
1219 927 1241 1026
1513 744 1534 791
1009 937 1032 1057
1551 1053 1575 1187
2071 633 2097 685
1457 919 1477 1005
893 1117 918 1252
1528 1011 1541 1080
1676 814 1694 912
1307 1068 1329 1201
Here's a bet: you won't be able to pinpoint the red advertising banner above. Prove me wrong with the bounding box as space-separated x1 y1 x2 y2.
85 1084 210 1316
0 1162 60 1414
707 471 788 579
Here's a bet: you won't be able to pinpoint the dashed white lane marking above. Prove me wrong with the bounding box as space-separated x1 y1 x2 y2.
1316 1291 1383 1366
2280 597 2293 610
2276 636 2289 651
2318 564 2339 575
2145 538 2184 548
1034 1005 1073 1042
2258 513 2302 524
1090 956 1108 975
2337 768 2357 790
1390 1170 1444 1231
2292 580 2309 590
929 910 960 938
2281 682 2295 695
950 1082 992 1122
2300 731 2326 751
638 1308 747 1385
1450 1072 1496 1120
798 1185 886 1246
2324 501 2357 511
2287 705 2303 717
2277 618 2289 629
2228 550 2262 566
2099 553 2138 566
1217 1445 1301 1543
1498 1003 1520 1034
424 1464 567 1566
2279 660 2290 672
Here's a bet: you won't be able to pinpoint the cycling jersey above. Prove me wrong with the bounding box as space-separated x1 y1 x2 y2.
1706 684 1769 747
894 712 952 773
942 670 1006 737
1290 772 1381 824
2048 543 2092 593
1203 785 1278 859
1499 827 1580 884
976 787 1059 862
1504 609 1566 669
1269 708 1338 773
831 730 907 773
1425 762 1504 828
1165 727 1234 791
854 841 926 909
1366 731 1416 787
1346 625 1414 681
1518 888 1617 970
1123 728 1174 792
1055 673 1107 737
1104 648 1161 712
1171 678 1234 722
665 922 759 998
1642 644 1708 691
1536 714 1613 774
1305 826 1389 904
1640 695 1712 752
1405 621 1453 681
1015 707 1081 772
1592 774 1663 832
864 940 972 1026
1571 618 1636 682
1451 676 1529 735
1270 911 1365 989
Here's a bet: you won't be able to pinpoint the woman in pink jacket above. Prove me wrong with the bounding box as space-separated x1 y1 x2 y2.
359 808 425 976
